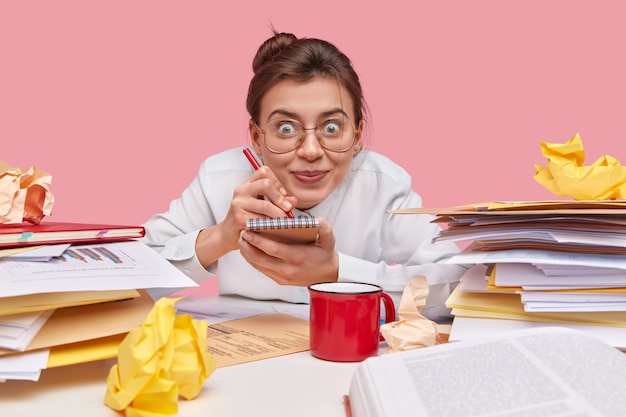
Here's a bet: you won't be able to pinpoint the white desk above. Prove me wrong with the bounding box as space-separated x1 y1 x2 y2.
0 350 362 417
0 296 370 417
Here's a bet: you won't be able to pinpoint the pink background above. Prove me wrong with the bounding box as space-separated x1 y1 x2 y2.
2 1 625 225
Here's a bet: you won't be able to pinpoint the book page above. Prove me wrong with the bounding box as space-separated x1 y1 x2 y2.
350 327 626 417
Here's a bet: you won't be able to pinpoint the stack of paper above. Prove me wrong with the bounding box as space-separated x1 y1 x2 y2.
391 201 626 349
0 310 54 351
0 222 199 382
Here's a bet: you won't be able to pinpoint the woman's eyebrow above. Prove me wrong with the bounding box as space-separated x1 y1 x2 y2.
319 108 349 119
266 109 299 120
266 108 348 121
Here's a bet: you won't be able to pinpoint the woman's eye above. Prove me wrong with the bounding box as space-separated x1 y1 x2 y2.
277 123 296 135
321 121 341 136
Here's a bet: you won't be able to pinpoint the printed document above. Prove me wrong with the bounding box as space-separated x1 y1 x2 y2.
0 241 197 297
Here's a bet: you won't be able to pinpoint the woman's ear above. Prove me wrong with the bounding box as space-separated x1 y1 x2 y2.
353 120 364 154
249 119 263 155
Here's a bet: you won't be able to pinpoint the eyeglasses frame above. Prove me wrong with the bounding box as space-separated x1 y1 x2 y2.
254 115 360 154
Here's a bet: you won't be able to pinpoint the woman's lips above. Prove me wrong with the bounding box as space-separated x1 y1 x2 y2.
293 171 327 184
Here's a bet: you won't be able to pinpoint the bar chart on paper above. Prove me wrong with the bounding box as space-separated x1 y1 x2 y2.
0 241 198 297
2 244 141 279
60 246 125 264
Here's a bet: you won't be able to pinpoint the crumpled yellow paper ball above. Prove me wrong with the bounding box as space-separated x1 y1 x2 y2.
380 276 441 353
533 133 626 200
104 297 216 417
0 161 54 224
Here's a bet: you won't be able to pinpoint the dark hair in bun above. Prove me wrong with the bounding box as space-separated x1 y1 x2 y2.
246 30 367 127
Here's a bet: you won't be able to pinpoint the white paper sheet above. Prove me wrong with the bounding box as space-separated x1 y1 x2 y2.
0 241 198 297
0 349 49 382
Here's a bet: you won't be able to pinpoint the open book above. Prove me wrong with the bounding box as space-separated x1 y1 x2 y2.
347 327 626 417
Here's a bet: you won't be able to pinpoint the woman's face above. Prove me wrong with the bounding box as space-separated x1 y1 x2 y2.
250 77 363 210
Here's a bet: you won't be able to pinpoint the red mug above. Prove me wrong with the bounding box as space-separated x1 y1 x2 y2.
308 282 396 362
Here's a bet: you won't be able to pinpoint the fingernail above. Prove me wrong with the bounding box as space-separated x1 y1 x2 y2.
282 200 292 210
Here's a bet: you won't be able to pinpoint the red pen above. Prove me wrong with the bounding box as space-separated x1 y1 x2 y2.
242 147 294 218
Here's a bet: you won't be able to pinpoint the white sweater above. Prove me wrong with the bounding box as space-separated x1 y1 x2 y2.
142 148 466 318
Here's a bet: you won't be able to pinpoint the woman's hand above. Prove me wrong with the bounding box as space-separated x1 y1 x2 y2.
195 166 297 266
238 217 339 286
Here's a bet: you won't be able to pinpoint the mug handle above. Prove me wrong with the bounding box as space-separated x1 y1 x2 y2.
379 292 396 341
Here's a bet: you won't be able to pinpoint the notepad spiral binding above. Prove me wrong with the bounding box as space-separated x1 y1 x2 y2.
245 216 319 231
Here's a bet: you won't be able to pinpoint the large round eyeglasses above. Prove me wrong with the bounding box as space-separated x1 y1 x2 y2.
256 116 359 154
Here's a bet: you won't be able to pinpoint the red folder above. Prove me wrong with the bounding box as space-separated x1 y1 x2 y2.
0 221 145 248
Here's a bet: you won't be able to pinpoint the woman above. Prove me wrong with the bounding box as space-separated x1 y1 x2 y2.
142 31 466 319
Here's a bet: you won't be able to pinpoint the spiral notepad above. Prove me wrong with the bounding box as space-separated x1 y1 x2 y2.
245 217 320 243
